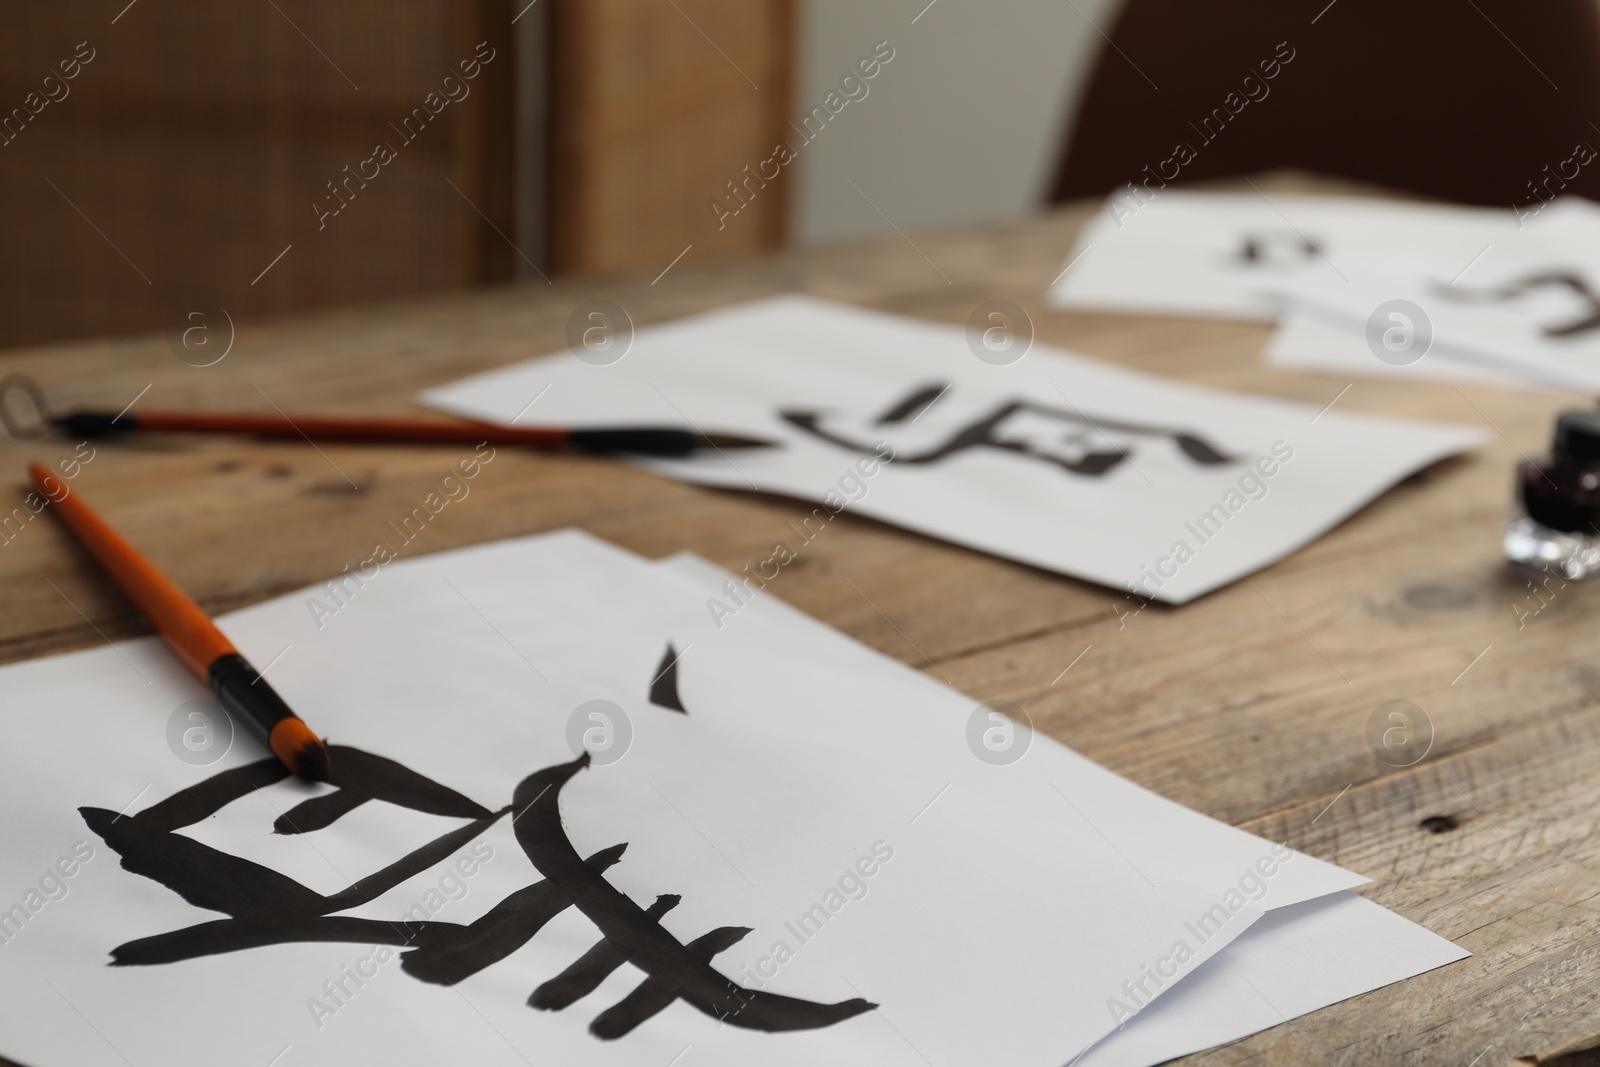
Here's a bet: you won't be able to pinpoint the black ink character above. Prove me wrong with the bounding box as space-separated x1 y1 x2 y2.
1433 270 1600 337
81 644 873 1040
1234 230 1320 266
782 382 1236 476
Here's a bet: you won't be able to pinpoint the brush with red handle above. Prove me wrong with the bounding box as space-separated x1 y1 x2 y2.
46 409 772 456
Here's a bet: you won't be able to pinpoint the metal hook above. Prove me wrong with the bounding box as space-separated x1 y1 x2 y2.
0 374 53 440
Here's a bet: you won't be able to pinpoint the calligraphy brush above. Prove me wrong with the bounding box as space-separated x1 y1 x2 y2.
27 462 331 781
45 409 772 457
0 374 769 455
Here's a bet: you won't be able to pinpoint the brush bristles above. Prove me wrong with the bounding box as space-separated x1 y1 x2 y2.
269 718 332 782
696 431 775 450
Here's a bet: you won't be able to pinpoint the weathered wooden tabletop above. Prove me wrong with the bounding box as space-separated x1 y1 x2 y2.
2 175 1596 1066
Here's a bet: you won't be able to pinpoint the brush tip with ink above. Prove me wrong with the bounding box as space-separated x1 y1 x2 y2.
26 462 331 782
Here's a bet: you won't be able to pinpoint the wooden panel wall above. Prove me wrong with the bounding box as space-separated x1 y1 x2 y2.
0 1 516 351
549 0 795 275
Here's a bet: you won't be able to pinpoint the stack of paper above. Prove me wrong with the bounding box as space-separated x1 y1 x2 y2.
0 531 1464 1066
422 296 1484 603
1048 189 1600 391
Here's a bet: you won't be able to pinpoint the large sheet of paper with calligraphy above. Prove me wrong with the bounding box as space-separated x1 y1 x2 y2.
421 295 1483 603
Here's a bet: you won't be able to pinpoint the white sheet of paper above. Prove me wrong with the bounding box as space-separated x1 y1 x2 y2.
641 552 1468 1065
641 548 1363 910
1047 192 1517 322
1263 312 1537 388
0 531 1272 1067
1077 892 1469 1067
420 296 1485 604
1270 259 1600 393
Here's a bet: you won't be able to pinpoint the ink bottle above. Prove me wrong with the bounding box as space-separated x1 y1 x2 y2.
1505 410 1600 579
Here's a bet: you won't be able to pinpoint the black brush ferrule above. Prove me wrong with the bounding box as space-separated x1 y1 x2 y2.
207 652 295 741
567 427 699 456
52 412 138 438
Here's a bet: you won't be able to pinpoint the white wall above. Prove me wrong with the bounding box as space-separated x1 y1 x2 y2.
792 0 1121 246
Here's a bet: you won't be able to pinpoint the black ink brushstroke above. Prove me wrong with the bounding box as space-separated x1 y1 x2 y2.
271 787 368 835
320 810 508 913
1172 433 1234 465
1236 231 1319 265
590 925 754 1039
111 917 431 965
83 802 334 921
1434 270 1600 337
875 382 947 425
274 746 493 835
512 755 876 1037
529 894 681 1010
401 843 628 985
783 389 1237 476
649 644 688 713
130 758 291 832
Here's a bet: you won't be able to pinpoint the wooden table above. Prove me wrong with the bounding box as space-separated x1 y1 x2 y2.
3 174 1596 1066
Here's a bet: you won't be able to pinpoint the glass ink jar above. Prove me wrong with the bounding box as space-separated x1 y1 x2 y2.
1505 410 1600 579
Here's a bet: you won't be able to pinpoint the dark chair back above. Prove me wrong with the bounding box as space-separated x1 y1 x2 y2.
1050 0 1600 213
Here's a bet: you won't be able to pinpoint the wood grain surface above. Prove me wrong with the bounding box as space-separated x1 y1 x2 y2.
0 0 516 350
1 173 1595 1066
548 0 794 273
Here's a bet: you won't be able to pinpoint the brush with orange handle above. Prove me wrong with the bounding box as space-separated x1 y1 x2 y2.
28 462 331 781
